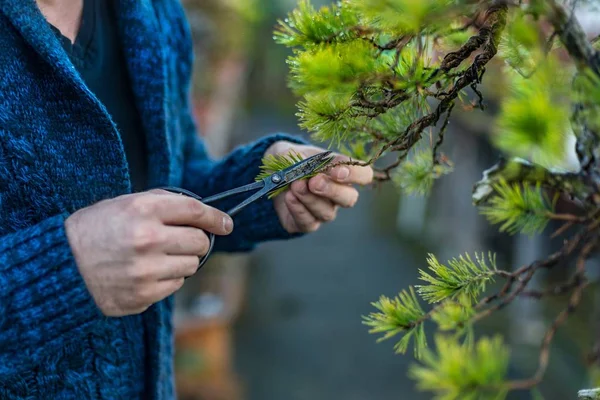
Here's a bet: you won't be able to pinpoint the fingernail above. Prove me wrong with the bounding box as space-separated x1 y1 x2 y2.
314 178 327 193
336 167 350 181
223 216 234 233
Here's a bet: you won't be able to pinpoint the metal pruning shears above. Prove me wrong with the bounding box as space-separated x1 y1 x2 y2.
160 151 334 271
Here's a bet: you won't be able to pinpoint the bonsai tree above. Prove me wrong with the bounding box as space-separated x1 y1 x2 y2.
264 0 600 398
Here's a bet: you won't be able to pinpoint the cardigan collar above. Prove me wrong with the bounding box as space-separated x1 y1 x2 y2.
0 0 171 189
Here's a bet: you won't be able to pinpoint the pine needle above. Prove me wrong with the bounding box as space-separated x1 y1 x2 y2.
417 252 497 304
362 287 428 358
479 180 554 235
393 150 453 196
409 335 510 400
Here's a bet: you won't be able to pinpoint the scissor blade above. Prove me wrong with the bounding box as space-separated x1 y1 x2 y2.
281 151 335 184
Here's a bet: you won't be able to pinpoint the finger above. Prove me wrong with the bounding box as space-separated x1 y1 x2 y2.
280 145 373 185
284 191 321 233
160 226 211 256
307 175 359 208
154 255 201 280
150 278 186 302
146 193 233 236
327 161 374 185
290 180 338 222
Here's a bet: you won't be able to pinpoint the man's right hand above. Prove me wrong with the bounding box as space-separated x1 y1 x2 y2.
64 189 233 317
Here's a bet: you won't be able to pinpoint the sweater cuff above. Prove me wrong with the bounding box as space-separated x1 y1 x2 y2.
0 214 103 352
215 133 310 252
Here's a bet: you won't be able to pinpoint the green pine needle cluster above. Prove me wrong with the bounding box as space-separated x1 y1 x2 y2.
275 0 443 152
431 296 475 336
498 10 545 77
409 335 510 400
349 0 458 34
417 252 497 304
393 151 453 196
479 180 554 235
362 287 427 358
274 0 359 48
288 40 391 96
493 58 571 167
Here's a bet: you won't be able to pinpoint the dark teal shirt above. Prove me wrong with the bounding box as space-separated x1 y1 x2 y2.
50 0 149 192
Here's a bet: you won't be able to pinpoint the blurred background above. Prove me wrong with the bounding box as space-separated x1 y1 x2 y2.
172 1 600 399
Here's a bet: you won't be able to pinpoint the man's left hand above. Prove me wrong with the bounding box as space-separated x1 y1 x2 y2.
265 141 374 234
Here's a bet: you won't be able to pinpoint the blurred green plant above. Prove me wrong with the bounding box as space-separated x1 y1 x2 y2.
268 0 600 398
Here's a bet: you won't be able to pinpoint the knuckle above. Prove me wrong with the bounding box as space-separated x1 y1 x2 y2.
197 233 210 255
308 176 327 194
184 261 199 277
291 180 308 196
285 192 299 207
133 284 155 306
148 188 169 195
186 198 207 220
321 208 336 222
211 209 225 232
130 224 162 252
126 195 155 217
126 264 149 284
173 278 185 291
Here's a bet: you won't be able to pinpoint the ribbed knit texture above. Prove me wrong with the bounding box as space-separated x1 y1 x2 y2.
0 0 306 398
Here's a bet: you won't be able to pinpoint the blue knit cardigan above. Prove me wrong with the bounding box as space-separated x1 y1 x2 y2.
0 0 302 398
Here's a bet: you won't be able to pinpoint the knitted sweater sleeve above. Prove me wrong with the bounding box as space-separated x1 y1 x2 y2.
0 214 103 370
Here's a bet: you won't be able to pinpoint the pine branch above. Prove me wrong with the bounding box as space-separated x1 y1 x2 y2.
545 0 600 76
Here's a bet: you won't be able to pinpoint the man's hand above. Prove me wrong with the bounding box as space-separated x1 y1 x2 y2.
64 190 233 317
266 141 374 233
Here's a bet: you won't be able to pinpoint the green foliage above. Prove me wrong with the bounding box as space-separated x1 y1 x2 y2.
276 0 599 397
274 0 359 48
417 253 497 303
362 287 428 358
347 0 458 34
431 296 475 337
409 335 510 400
498 10 544 76
392 44 438 92
297 91 359 145
479 180 554 235
288 40 391 96
393 151 453 196
493 59 571 167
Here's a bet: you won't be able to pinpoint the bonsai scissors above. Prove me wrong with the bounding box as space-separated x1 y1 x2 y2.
160 151 334 271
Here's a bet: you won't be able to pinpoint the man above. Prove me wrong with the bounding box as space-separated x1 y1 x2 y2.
0 0 372 398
